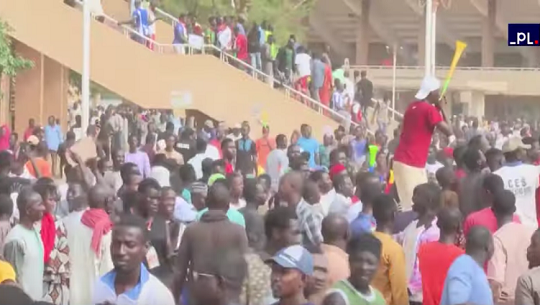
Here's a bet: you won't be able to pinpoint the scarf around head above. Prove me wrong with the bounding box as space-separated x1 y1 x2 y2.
81 208 113 257
40 212 56 263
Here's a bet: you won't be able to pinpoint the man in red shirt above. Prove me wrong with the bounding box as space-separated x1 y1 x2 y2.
393 76 453 210
418 207 464 305
233 26 248 67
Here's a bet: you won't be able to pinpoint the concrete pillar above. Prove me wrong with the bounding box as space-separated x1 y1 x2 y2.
481 0 495 67
355 0 370 65
417 14 426 66
460 90 485 119
13 41 68 135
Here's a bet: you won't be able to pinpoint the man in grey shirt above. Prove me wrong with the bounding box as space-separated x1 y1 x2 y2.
310 52 326 102
265 134 289 192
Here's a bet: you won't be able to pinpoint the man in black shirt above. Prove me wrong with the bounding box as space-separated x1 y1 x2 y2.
235 122 257 176
357 70 373 116
176 128 196 162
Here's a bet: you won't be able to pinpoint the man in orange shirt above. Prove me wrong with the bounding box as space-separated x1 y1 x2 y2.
255 126 275 170
418 207 464 305
25 136 52 178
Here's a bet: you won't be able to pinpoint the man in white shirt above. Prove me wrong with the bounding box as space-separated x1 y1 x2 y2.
3 188 45 300
70 185 114 305
217 18 232 51
188 138 220 179
92 214 175 305
494 137 540 228
266 134 289 192
294 46 312 95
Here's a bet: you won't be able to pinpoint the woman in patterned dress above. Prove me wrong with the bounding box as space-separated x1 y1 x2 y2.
34 178 70 305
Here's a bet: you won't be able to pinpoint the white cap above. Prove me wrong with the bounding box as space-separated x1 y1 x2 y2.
415 76 441 100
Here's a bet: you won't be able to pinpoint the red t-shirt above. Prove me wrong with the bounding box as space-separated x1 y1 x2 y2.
394 101 443 167
418 242 464 305
463 207 521 237
235 34 248 60
225 160 234 174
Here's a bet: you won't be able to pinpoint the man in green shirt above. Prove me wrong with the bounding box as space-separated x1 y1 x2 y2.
323 234 387 305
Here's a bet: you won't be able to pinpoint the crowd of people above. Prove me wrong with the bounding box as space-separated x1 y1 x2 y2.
87 0 382 128
2 74 540 305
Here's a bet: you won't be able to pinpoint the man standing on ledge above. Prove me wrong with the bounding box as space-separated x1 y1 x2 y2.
393 76 453 210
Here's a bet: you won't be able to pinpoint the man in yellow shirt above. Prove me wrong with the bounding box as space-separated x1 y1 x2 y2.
371 194 409 305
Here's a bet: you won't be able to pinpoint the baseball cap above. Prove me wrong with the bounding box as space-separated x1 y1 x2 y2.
415 76 441 100
502 136 530 153
269 245 313 276
26 135 39 146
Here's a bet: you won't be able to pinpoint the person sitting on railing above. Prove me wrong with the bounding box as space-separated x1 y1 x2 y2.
172 13 188 54
118 0 150 46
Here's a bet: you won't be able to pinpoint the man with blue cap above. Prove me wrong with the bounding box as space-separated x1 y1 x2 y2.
269 245 315 305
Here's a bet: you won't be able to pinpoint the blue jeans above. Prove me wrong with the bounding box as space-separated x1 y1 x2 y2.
250 52 262 71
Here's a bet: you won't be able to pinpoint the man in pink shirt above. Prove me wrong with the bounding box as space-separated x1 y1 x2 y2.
487 190 535 304
463 174 521 237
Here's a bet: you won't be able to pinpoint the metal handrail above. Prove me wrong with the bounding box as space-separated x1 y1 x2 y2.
351 65 540 72
73 1 360 128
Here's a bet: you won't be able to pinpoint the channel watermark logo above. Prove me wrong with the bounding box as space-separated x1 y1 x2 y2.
508 24 540 46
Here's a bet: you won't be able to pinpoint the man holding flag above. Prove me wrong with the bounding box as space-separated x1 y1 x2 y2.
393 76 454 210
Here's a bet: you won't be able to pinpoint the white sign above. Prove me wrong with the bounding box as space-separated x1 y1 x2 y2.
188 34 204 50
170 91 193 109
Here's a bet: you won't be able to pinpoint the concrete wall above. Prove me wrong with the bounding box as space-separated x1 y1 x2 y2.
12 42 68 135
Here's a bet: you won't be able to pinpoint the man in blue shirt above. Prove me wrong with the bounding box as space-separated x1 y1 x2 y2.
173 14 188 54
440 226 494 305
44 116 63 177
119 0 149 44
296 124 319 169
349 125 367 167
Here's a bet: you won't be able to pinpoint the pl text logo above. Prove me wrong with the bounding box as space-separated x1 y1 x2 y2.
508 24 540 46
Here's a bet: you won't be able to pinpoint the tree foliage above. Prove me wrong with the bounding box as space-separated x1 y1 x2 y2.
0 20 33 78
160 0 314 44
